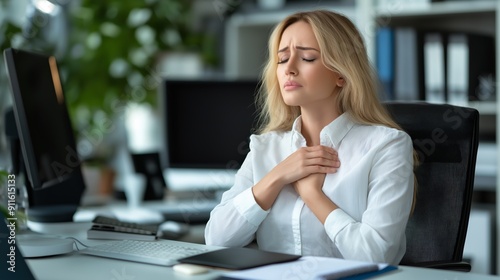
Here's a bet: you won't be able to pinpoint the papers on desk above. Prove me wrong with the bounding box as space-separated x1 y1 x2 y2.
222 256 395 280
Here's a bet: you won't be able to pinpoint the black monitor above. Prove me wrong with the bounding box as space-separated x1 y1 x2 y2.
159 79 260 191
3 48 85 222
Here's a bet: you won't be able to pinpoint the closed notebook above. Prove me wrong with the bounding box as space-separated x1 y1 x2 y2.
178 247 301 270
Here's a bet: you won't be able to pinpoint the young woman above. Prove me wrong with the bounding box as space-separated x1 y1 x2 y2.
205 10 416 265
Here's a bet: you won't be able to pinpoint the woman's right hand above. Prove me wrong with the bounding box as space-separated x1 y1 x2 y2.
252 145 340 210
273 145 340 186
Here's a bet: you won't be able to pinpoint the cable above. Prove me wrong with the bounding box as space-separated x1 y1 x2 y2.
65 237 90 251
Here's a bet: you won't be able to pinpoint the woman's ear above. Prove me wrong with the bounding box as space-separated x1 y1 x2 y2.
336 76 345 87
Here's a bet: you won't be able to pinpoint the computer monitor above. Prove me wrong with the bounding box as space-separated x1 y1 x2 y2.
159 79 260 192
3 48 86 222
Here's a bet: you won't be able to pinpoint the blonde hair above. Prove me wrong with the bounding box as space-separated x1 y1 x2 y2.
256 9 418 212
257 9 400 132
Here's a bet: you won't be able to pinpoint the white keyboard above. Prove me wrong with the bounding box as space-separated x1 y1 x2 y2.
81 239 211 266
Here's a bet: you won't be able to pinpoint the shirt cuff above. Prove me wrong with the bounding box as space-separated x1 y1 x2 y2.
232 188 269 227
324 208 355 243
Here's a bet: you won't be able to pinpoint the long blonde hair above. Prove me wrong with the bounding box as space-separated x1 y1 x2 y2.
256 10 418 212
257 9 400 132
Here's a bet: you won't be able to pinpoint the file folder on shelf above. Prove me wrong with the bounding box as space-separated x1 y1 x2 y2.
423 33 446 104
447 34 469 106
394 27 419 101
376 27 395 100
447 33 495 103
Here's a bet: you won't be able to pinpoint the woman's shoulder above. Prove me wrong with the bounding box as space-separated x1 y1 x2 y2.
353 124 412 143
249 130 290 146
250 130 289 141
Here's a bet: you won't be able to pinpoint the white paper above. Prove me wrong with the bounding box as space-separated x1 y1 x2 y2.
224 256 385 280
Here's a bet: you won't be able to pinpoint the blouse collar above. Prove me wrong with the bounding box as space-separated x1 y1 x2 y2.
291 113 355 149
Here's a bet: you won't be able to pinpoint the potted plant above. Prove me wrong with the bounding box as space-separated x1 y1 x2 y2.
2 0 217 156
1 0 218 198
62 0 215 142
61 0 218 195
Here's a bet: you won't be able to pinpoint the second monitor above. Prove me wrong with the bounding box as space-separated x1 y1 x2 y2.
160 79 260 192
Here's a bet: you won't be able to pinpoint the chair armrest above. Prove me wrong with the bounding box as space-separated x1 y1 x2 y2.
411 261 471 272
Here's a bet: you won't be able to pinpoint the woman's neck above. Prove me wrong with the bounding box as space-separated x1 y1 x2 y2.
300 108 340 146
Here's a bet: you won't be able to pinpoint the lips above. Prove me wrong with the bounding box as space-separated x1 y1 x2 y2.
284 80 302 90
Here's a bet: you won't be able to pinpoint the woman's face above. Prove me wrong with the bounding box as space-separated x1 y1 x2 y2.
277 21 343 109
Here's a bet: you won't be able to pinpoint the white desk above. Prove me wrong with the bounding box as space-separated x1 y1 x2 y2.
20 222 498 280
26 252 500 280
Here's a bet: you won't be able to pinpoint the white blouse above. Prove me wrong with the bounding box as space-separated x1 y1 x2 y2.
205 113 414 265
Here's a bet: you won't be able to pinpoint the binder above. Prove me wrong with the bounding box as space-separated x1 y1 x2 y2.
446 34 469 106
423 32 446 104
376 27 394 100
448 33 496 103
394 28 419 101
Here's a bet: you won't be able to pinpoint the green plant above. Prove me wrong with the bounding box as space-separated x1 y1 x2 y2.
62 0 215 142
1 0 218 162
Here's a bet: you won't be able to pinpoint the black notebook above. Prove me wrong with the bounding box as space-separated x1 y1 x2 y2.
178 247 301 270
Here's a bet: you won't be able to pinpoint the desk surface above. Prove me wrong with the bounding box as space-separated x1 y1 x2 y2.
26 253 500 280
19 205 500 280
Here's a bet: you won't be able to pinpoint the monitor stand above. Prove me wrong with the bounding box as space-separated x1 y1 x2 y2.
26 205 79 223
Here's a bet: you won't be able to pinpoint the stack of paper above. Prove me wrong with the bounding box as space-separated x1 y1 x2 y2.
223 256 395 280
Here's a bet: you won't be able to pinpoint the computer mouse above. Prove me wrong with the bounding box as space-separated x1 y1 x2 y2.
157 221 189 239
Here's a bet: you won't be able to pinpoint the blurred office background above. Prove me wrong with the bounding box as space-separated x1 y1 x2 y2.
0 0 498 276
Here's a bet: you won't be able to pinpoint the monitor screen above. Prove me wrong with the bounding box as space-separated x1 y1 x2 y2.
160 79 260 190
4 48 85 214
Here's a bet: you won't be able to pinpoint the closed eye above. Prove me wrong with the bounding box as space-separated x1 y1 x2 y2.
277 58 316 64
277 58 289 64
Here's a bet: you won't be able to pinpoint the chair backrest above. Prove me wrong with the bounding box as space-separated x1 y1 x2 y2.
385 102 479 265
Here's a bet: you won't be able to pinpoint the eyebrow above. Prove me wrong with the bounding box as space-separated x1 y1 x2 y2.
277 46 320 53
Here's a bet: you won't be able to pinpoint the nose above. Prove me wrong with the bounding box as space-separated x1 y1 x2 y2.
284 56 298 76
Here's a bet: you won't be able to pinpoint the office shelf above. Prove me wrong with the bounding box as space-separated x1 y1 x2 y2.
375 0 496 18
373 2 496 38
224 4 355 79
468 101 497 115
363 0 499 275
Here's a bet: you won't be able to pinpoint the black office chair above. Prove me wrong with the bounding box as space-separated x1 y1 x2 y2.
385 102 479 272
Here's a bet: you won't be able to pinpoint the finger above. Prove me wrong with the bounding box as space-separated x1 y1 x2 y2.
306 149 339 161
305 157 340 168
307 145 337 154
